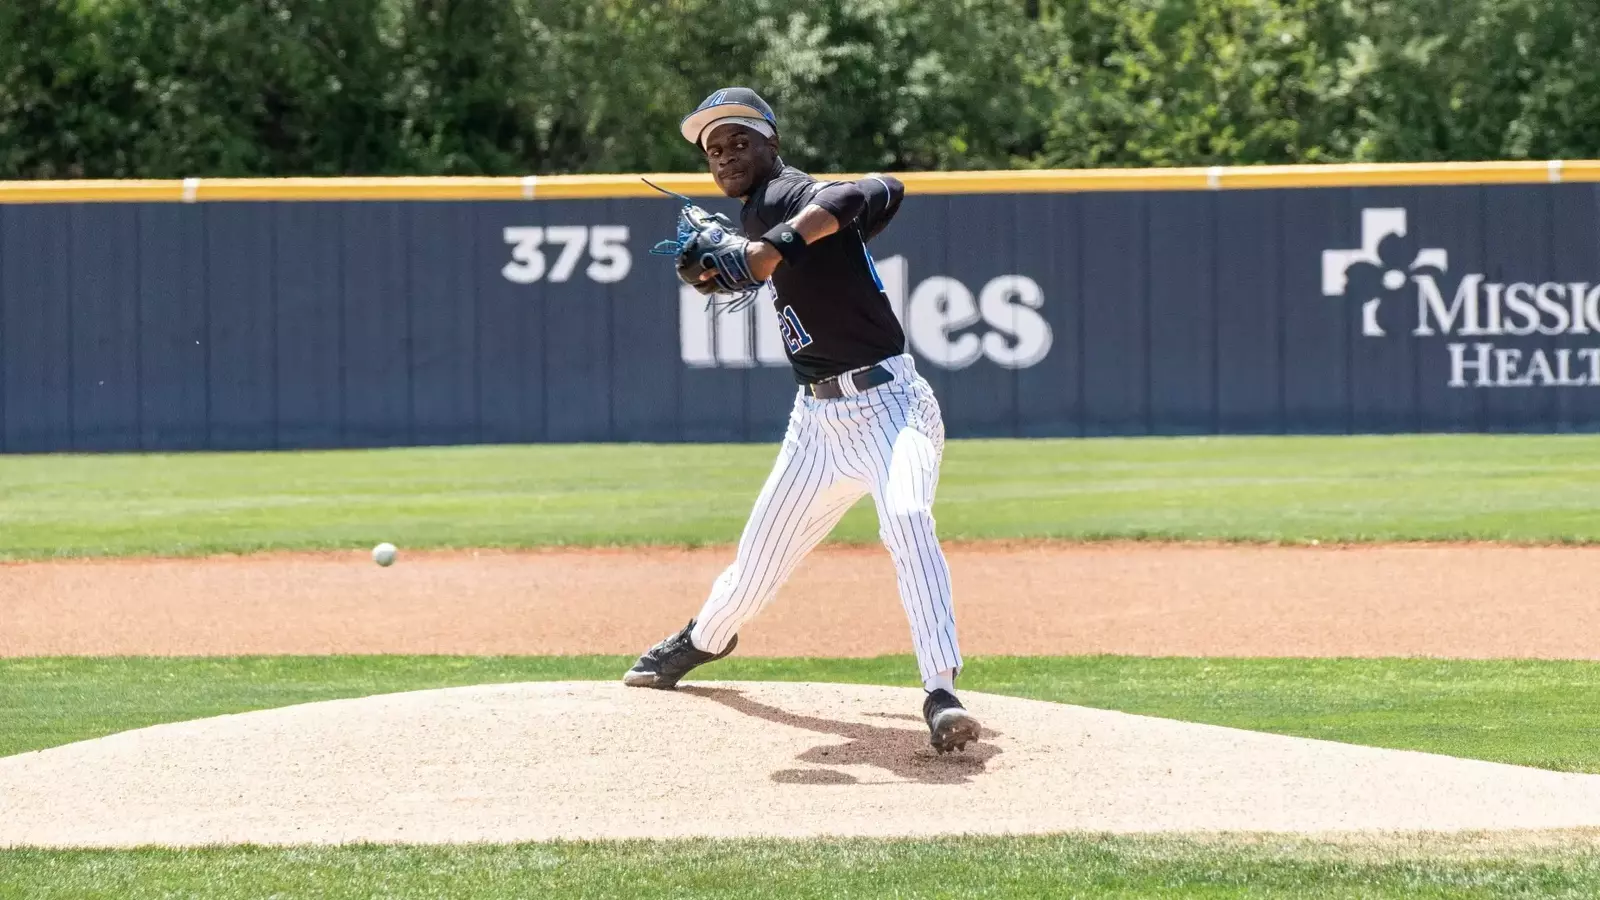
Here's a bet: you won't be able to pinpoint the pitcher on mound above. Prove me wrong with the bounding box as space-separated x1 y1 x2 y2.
624 87 979 754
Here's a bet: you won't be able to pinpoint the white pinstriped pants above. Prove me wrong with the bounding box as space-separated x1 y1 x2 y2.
689 354 962 685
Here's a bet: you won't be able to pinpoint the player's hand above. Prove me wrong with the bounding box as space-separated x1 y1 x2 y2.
691 267 721 296
744 241 781 281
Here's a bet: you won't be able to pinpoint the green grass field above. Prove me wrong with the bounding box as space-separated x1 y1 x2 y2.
7 835 1600 900
3 434 1599 559
5 434 1600 898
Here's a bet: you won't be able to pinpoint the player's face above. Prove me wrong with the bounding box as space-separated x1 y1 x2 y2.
703 126 777 198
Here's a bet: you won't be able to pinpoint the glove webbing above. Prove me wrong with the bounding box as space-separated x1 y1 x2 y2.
643 178 762 314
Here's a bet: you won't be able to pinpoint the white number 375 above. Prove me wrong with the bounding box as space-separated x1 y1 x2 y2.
501 225 631 284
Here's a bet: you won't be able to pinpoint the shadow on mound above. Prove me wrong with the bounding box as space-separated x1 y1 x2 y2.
771 768 860 785
682 686 1000 785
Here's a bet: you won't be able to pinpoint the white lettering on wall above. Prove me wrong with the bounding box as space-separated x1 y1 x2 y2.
1414 274 1485 337
680 255 1053 370
977 275 1053 369
907 276 984 369
502 225 632 284
1448 342 1600 388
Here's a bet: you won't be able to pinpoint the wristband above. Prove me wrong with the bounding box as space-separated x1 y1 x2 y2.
762 223 808 266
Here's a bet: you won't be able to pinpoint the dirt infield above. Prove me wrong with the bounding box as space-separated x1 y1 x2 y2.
5 541 1599 658
8 680 1600 847
8 543 1600 847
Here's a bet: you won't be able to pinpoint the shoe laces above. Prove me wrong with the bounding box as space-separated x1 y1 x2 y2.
649 624 694 658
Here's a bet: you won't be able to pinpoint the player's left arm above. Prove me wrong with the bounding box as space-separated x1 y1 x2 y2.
745 176 902 279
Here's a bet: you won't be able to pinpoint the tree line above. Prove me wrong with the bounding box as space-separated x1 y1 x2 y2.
1 0 1593 179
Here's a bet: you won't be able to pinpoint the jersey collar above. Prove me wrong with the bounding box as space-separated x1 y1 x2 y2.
741 159 793 207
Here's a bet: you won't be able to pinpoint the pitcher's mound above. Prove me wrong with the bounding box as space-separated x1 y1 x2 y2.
5 681 1600 847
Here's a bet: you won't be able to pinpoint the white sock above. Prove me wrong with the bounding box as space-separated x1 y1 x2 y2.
923 669 956 694
688 620 719 654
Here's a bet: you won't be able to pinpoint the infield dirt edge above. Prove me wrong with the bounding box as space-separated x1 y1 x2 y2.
8 542 1600 659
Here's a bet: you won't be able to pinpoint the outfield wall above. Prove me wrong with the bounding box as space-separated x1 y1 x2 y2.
4 163 1600 451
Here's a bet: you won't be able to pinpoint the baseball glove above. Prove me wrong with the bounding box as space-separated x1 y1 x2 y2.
646 179 763 312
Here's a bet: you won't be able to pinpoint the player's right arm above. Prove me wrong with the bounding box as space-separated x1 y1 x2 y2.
780 174 904 244
744 175 902 277
854 174 904 242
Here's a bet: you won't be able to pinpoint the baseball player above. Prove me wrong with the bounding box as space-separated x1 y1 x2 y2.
624 87 980 754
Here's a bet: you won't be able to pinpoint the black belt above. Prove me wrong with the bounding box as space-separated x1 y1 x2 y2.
805 364 894 399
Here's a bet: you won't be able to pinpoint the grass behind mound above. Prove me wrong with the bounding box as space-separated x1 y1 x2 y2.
3 434 1599 559
6 656 1600 773
5 835 1600 899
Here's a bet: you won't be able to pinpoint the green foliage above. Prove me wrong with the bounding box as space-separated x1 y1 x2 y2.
747 0 1052 171
1035 0 1361 166
1342 0 1600 161
1 0 1599 177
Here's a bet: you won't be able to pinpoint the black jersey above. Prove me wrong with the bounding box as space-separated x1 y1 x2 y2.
740 165 907 384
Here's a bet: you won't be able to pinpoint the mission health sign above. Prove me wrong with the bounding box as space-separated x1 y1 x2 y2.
1324 207 1600 388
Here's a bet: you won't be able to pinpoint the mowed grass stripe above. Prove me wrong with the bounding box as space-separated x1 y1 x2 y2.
7 656 1600 773
3 435 1599 559
6 835 1600 900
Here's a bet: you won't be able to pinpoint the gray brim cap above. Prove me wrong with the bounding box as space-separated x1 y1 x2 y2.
680 87 778 146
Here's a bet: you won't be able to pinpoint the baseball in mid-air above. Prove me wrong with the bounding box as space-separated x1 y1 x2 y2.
372 542 398 567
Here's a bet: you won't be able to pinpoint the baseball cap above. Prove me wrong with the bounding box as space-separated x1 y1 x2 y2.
680 87 778 146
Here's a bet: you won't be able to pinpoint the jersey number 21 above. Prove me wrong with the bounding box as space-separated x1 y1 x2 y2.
778 305 814 354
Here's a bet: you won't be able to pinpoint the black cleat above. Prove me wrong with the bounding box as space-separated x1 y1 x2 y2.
923 688 982 754
622 619 738 690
